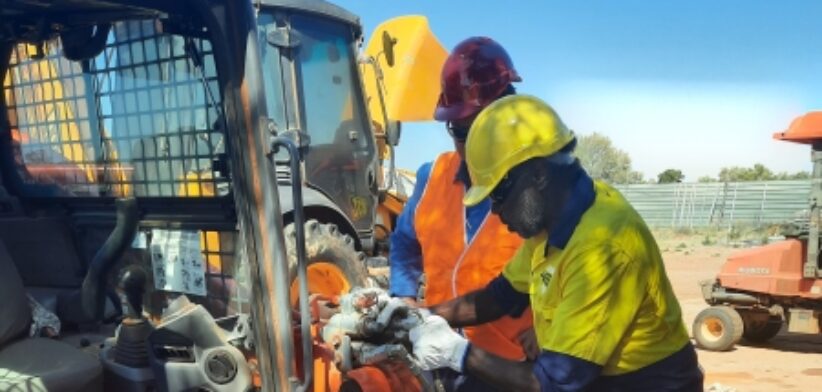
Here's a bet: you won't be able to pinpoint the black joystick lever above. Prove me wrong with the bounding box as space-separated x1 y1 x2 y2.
113 265 154 368
119 265 147 319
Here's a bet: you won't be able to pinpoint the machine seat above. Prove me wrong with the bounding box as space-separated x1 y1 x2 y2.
0 338 102 392
0 239 103 391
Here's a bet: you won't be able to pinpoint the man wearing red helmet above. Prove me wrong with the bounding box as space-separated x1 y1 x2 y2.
389 37 534 390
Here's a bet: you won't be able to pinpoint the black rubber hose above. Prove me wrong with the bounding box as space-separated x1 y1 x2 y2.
80 197 140 321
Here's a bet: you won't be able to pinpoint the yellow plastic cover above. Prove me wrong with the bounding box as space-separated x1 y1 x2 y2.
361 15 447 127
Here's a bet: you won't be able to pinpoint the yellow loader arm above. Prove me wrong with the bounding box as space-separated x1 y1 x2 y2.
360 16 445 250
361 15 447 129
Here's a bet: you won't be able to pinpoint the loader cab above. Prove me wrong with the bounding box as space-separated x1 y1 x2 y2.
256 0 380 250
0 1 300 390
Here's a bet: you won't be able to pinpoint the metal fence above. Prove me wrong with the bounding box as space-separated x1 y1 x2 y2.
388 169 812 229
615 180 812 228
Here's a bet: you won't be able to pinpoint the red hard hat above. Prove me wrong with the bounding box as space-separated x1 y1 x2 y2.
434 37 522 122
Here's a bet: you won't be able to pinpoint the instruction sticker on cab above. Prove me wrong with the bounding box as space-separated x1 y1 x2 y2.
150 229 207 296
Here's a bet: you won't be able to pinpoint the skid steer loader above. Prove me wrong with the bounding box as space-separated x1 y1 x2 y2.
0 0 445 391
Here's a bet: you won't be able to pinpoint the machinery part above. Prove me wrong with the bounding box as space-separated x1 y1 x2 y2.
60 23 111 61
276 136 314 392
738 311 783 343
339 335 354 373
320 288 435 391
341 361 430 392
321 287 425 343
113 265 154 368
204 349 239 384
342 343 434 392
693 306 744 351
82 197 140 321
119 265 148 318
114 318 154 368
787 308 821 334
340 367 390 392
321 287 390 343
60 23 112 61
286 219 370 306
146 296 251 392
277 186 361 251
273 135 315 392
700 280 762 305
61 197 140 323
773 111 822 278
362 15 447 125
224 314 254 353
710 292 760 306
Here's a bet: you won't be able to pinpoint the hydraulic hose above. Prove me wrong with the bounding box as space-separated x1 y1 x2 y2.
80 197 140 321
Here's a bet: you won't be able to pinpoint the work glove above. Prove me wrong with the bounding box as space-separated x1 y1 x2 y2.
409 314 469 372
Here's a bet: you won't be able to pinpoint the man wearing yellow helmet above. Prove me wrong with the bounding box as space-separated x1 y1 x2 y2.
409 95 703 391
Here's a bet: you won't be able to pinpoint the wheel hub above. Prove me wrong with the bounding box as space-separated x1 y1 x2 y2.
701 317 725 342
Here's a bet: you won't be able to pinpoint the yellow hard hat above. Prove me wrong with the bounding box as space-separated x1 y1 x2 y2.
463 94 574 206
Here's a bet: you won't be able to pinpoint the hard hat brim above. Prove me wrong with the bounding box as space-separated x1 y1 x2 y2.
434 101 479 122
463 184 494 207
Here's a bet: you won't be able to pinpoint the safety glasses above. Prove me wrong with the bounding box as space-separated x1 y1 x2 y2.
490 169 522 205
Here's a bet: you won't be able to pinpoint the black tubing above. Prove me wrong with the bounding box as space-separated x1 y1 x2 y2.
80 197 140 321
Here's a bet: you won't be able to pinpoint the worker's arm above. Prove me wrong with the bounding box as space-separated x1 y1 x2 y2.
411 314 602 392
388 162 433 299
431 234 533 325
429 273 529 327
464 345 602 392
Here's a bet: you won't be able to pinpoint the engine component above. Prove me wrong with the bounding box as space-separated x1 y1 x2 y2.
320 288 435 391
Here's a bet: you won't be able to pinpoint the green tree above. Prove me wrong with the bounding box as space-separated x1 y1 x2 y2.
718 163 775 182
774 171 811 180
697 176 717 183
576 132 643 184
657 169 684 183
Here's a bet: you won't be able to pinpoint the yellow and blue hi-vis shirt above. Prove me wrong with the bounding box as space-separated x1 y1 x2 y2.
489 173 701 391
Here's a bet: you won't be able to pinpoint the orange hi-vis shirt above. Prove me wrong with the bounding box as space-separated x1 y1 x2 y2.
414 152 532 360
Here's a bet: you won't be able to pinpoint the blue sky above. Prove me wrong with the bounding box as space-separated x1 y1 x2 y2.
337 0 822 181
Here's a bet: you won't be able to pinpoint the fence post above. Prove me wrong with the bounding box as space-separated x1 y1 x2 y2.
758 183 768 226
728 183 739 231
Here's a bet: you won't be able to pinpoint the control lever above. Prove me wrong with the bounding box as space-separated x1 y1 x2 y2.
119 265 147 319
113 265 153 368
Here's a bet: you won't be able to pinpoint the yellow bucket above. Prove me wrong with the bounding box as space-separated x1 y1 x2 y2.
362 15 448 126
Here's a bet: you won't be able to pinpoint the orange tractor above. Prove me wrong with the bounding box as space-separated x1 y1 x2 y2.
693 112 822 351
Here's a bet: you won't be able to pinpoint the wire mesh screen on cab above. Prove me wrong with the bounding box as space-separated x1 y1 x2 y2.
2 20 228 198
2 19 245 317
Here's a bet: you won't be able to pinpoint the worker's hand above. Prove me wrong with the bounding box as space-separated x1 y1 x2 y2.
409 314 469 372
517 327 539 360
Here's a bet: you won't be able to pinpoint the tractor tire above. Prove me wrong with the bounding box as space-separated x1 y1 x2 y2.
693 306 744 351
284 220 369 306
740 312 783 343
